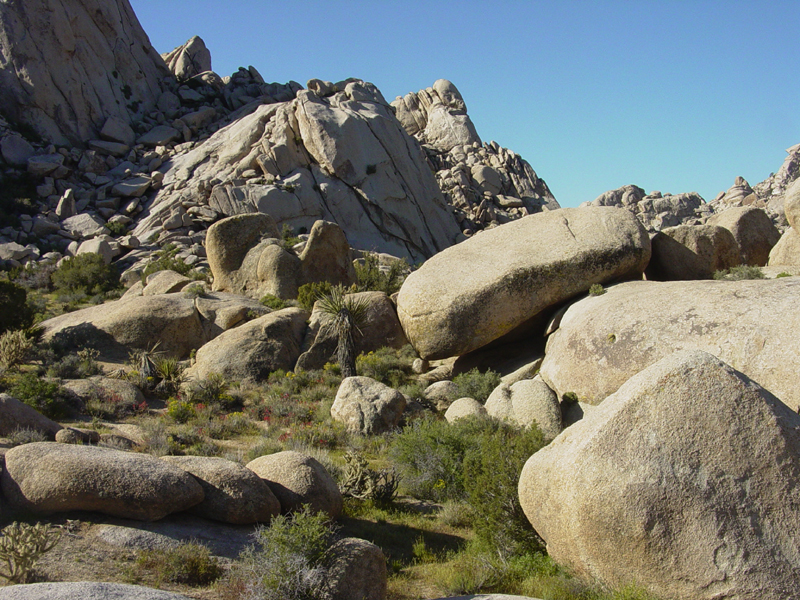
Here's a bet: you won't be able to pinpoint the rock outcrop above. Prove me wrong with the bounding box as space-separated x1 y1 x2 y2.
520 350 800 600
645 224 740 280
707 206 780 266
539 278 800 410
246 450 343 519
331 377 407 435
584 186 707 232
1 442 204 520
397 207 651 360
161 36 212 82
0 0 170 145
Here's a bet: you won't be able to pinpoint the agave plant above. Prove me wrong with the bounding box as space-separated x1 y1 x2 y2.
315 285 369 378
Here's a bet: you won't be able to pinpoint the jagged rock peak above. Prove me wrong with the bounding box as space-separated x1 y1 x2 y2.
392 79 481 152
0 0 171 146
162 36 213 82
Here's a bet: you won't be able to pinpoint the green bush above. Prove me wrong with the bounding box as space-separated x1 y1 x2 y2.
135 541 222 586
166 399 196 424
51 253 119 295
463 422 546 557
355 253 409 295
224 505 335 599
589 283 606 295
106 220 128 236
7 372 71 419
141 244 192 280
452 368 501 403
355 345 417 388
46 348 101 379
0 281 35 335
713 265 766 281
260 293 288 310
297 281 333 311
776 271 792 278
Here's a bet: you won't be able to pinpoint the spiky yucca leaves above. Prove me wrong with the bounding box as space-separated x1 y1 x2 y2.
315 285 369 379
0 522 62 583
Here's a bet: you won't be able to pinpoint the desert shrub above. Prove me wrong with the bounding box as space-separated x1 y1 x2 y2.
355 345 417 388
0 522 62 583
588 283 606 295
452 368 501 403
152 356 184 398
183 283 207 299
7 372 71 419
12 261 57 291
204 412 257 440
339 450 399 503
296 281 332 311
354 252 409 295
51 253 119 296
135 541 222 586
7 427 47 447
85 387 146 420
166 399 196 424
713 265 766 281
141 244 192 279
106 220 128 236
0 281 35 335
463 423 546 557
224 505 335 600
182 372 236 409
0 329 33 373
281 223 302 251
46 347 101 379
260 293 288 310
389 415 493 502
776 271 792 278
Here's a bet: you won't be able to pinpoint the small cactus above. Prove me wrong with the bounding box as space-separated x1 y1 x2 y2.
339 451 399 503
0 521 62 583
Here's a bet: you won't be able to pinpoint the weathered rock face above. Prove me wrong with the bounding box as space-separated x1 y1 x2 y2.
161 455 281 525
645 224 740 280
0 0 170 145
707 206 780 266
1 442 204 520
246 450 343 519
520 350 800 600
161 36 212 82
539 278 800 410
134 81 462 261
331 377 407 435
0 394 62 439
768 228 800 266
751 144 800 222
297 291 408 371
484 377 561 439
393 80 559 235
784 177 800 232
185 307 309 383
397 207 651 360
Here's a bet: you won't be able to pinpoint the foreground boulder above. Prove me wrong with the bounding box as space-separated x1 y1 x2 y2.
185 307 308 382
320 538 387 600
161 455 280 524
645 223 740 280
539 278 800 410
246 450 342 519
0 582 194 600
0 394 62 439
331 377 406 435
397 207 651 359
1 443 203 520
519 350 800 600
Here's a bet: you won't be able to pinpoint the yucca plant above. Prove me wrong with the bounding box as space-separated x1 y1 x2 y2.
315 285 369 378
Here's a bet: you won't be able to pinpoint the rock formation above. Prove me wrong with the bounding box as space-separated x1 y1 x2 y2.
0 0 170 145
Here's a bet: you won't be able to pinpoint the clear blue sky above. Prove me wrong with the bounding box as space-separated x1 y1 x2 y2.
130 0 799 208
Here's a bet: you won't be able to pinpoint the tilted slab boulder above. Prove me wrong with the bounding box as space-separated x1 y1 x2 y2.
539 278 800 410
520 350 800 600
396 207 651 360
1 443 203 520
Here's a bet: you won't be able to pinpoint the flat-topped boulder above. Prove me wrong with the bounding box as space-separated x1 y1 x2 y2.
539 278 800 410
397 207 651 360
1 442 203 520
520 350 800 600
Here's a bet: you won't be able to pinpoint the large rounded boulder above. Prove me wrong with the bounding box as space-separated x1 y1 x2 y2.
768 228 800 266
1 443 203 520
396 207 650 360
331 376 406 435
539 278 800 410
484 377 561 439
646 223 740 280
161 455 280 524
246 450 342 519
0 394 62 439
707 206 780 266
520 350 800 600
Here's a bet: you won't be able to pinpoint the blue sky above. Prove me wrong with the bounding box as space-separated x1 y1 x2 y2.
131 0 799 208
